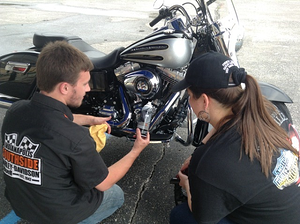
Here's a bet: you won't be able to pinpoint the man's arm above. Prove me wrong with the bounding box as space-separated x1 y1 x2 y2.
95 128 150 191
73 114 111 133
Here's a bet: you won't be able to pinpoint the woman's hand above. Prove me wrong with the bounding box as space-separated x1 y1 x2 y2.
178 169 192 211
181 156 191 171
178 170 189 190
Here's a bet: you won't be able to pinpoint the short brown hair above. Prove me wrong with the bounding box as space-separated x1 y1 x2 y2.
36 41 94 92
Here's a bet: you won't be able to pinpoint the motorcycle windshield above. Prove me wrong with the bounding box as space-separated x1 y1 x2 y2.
206 0 242 64
207 0 237 24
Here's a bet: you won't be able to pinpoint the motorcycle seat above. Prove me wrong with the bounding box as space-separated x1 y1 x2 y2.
68 43 125 70
33 33 125 69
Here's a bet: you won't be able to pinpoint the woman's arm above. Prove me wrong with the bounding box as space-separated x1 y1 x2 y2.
178 170 192 210
177 127 217 211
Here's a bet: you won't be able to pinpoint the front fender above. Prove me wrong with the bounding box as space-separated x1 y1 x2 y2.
259 82 293 103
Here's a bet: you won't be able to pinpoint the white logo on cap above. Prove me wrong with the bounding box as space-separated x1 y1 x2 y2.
222 60 235 73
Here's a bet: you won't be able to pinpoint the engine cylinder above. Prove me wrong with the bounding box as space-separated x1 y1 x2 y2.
123 70 160 99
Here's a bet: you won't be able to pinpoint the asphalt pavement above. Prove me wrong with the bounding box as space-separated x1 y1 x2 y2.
0 0 300 224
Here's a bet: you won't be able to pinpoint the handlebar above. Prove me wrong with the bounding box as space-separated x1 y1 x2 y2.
149 8 172 27
149 5 193 29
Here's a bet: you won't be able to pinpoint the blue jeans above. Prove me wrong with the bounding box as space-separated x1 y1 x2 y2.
170 202 236 224
78 184 124 224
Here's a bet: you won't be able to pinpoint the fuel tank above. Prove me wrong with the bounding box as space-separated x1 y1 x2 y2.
120 31 193 69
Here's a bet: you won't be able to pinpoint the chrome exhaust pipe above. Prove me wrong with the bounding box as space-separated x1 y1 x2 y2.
175 105 193 146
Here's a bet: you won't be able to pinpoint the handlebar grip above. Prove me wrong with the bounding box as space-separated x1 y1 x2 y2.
149 15 163 27
149 8 171 27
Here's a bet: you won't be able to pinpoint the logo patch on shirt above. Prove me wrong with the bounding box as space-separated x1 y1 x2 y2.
272 149 299 190
2 133 42 185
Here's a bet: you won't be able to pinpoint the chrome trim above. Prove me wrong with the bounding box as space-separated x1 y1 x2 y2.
120 33 193 69
111 92 181 144
150 92 180 130
0 101 12 109
107 86 132 128
123 70 160 99
175 104 193 146
0 94 19 108
211 22 230 57
5 61 30 74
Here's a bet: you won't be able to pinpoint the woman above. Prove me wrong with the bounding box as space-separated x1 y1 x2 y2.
170 51 300 224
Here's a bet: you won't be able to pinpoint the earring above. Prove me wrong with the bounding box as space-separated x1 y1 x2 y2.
198 111 210 122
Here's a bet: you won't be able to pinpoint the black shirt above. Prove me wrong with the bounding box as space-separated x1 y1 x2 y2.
189 122 300 224
1 93 109 224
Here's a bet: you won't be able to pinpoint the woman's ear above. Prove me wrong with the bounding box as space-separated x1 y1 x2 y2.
202 93 210 110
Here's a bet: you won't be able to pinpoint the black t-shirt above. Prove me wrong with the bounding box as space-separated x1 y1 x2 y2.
189 122 300 224
1 93 109 224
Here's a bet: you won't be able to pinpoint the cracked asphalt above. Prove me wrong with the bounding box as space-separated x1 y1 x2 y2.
0 0 300 223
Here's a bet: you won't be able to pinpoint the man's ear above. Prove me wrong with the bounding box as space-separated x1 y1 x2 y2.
59 82 69 95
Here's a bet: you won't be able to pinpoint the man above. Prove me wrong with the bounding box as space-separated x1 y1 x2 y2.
1 41 150 224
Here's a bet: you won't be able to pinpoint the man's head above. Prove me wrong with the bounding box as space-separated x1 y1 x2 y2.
36 41 94 107
36 41 94 93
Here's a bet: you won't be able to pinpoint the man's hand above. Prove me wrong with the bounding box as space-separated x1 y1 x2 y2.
95 128 150 191
73 114 111 133
90 116 112 134
131 128 150 156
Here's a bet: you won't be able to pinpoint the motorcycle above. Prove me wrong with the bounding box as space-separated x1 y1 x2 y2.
0 0 297 151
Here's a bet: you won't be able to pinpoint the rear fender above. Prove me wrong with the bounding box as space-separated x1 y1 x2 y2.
259 82 293 103
0 51 39 108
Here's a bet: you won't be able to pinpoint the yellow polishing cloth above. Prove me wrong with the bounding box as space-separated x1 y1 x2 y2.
89 124 108 152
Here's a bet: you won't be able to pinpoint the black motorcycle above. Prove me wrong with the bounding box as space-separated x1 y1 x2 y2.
0 0 297 149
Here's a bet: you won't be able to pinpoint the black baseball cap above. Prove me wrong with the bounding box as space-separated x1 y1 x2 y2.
172 51 246 92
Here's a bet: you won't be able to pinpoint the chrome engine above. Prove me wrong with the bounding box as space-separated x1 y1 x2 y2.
115 62 185 100
123 70 160 99
79 10 194 142
95 61 187 139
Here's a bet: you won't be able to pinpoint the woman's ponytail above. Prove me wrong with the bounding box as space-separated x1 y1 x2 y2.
234 75 296 176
